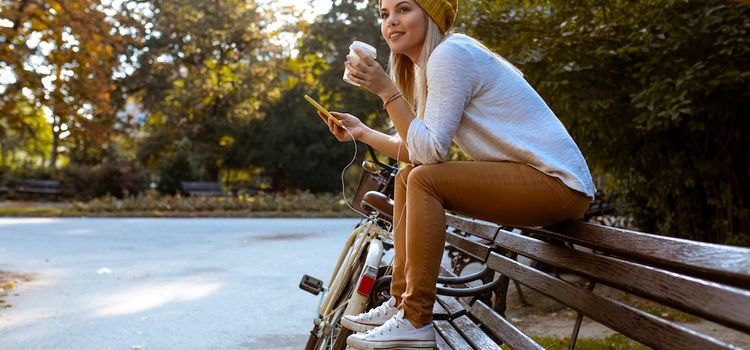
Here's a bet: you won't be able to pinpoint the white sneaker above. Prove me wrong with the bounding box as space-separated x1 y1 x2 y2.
346 309 436 350
340 296 399 332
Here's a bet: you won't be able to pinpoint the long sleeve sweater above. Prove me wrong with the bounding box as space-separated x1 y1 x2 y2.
406 34 596 197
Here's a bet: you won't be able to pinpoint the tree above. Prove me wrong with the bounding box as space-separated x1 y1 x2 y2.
0 0 144 170
458 0 750 244
230 79 356 192
297 0 391 130
127 0 279 183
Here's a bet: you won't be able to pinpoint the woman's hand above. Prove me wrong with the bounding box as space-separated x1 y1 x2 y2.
318 110 370 142
346 49 398 100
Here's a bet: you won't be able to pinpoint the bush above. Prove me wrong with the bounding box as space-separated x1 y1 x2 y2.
460 1 750 244
156 139 205 195
73 190 352 215
62 159 149 199
0 166 10 187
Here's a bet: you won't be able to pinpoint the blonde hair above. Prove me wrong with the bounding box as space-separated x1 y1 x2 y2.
388 14 444 118
388 17 522 119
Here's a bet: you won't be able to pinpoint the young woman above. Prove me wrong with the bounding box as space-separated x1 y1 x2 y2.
316 0 596 348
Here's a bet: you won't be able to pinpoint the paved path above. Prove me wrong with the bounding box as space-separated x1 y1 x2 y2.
0 217 360 350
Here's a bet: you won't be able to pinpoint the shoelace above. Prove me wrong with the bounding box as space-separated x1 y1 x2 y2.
360 302 393 320
366 313 404 336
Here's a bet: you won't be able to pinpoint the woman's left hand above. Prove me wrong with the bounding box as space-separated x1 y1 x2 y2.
346 49 398 100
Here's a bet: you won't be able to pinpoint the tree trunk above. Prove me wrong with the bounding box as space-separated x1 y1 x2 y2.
48 118 60 171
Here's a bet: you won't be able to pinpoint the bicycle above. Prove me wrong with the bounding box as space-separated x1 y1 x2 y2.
299 147 507 350
300 147 399 350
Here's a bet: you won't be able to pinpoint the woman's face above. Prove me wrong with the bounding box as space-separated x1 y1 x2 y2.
380 0 427 61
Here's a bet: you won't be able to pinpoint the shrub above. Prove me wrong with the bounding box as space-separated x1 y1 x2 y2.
62 159 149 199
73 190 352 215
156 139 205 195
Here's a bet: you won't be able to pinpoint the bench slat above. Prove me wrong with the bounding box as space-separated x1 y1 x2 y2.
180 181 225 196
494 229 750 334
436 295 466 319
433 298 450 320
12 179 62 195
445 231 492 263
469 301 543 350
434 320 474 350
436 329 453 350
486 252 738 350
15 187 62 194
523 222 750 288
446 214 499 242
451 315 502 350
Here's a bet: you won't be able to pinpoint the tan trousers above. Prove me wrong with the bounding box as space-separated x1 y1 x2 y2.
389 161 591 327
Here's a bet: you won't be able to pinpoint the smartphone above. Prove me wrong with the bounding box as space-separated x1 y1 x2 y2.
304 95 345 128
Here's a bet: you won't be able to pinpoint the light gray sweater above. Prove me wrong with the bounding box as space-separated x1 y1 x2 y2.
406 34 596 197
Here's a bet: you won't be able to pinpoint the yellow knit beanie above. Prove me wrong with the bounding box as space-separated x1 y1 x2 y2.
414 0 457 33
379 0 458 33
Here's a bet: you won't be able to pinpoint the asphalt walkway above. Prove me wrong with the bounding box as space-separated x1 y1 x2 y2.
0 217 359 350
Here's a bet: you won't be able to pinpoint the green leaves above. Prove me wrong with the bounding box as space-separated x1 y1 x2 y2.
127 0 278 181
460 0 750 244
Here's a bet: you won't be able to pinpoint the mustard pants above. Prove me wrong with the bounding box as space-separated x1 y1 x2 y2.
389 161 591 327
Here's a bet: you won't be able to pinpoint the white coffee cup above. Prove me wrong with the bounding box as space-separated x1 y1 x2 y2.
343 41 377 87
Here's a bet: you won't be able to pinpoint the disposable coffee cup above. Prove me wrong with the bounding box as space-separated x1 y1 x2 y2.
343 41 377 87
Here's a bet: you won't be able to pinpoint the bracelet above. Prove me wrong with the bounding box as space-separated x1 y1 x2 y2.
383 91 402 110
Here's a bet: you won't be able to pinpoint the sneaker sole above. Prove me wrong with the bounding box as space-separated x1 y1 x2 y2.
340 316 379 333
346 336 436 350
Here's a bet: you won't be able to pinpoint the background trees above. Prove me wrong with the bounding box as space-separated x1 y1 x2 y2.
459 0 750 243
0 0 144 171
123 0 280 193
1 0 748 244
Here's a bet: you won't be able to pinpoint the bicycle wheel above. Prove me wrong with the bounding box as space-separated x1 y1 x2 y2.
331 326 353 350
330 245 369 350
304 323 321 350
367 275 392 310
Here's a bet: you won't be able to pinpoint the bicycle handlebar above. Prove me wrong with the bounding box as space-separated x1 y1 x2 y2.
367 145 399 174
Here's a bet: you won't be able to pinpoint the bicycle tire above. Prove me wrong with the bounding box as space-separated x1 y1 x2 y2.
367 275 392 310
331 326 353 350
312 243 368 350
304 324 320 350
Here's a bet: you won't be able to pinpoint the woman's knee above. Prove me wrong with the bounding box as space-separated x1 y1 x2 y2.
406 164 441 188
396 164 415 189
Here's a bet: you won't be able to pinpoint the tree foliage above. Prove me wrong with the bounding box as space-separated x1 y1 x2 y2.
234 81 356 192
2 0 748 244
459 0 750 243
125 0 279 182
297 0 391 129
0 0 144 170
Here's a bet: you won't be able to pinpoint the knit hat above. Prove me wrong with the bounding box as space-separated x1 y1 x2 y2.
414 0 457 33
380 0 458 33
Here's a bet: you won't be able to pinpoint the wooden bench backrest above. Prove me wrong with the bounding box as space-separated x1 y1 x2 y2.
444 214 750 350
12 179 62 194
180 181 224 195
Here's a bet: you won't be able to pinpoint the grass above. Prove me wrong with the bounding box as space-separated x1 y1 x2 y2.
0 206 65 217
0 207 354 218
502 334 649 350
618 294 701 323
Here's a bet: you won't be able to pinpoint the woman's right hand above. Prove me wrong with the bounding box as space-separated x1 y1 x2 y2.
346 49 398 101
318 111 369 142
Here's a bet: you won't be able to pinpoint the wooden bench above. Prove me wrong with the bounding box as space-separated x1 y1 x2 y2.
180 181 225 196
433 213 750 349
11 179 62 198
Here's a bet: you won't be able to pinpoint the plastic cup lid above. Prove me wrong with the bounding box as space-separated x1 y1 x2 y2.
350 41 376 54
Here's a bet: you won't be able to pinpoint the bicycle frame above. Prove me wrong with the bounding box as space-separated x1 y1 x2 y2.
301 147 399 350
319 220 390 323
